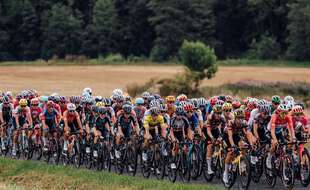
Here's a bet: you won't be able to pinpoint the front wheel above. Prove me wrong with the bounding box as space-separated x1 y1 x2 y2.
300 148 310 187
281 154 295 189
238 156 251 190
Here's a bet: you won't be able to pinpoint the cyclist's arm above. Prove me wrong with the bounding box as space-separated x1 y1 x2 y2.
63 111 69 129
0 107 4 124
286 116 295 141
253 120 259 140
270 115 277 141
227 126 235 147
75 112 83 130
26 108 33 127
143 117 150 136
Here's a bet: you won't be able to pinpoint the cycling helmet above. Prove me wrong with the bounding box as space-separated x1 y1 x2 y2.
70 96 80 104
277 104 288 113
122 104 132 114
95 96 103 102
114 94 124 102
213 104 222 113
178 101 188 108
177 94 187 102
103 98 112 106
91 105 98 113
210 96 218 106
82 91 91 98
40 96 48 102
59 96 67 103
216 99 224 106
135 98 144 105
222 102 232 111
166 95 176 103
247 98 257 110
150 107 160 115
197 97 207 107
19 99 28 107
112 89 123 96
46 101 54 107
218 95 226 101
2 96 9 104
234 109 245 119
6 91 13 98
292 105 303 115
149 99 160 108
67 103 76 111
141 91 150 99
183 103 194 112
54 95 60 103
175 106 184 115
96 101 105 107
31 98 40 105
232 100 241 109
225 95 233 103
83 87 92 96
191 98 199 109
284 96 294 104
295 102 305 110
271 95 281 104
98 107 107 114
258 104 271 114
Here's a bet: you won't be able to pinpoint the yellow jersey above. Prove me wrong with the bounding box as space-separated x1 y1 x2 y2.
143 115 164 130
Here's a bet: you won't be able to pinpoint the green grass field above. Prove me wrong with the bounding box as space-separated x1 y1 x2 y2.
0 158 223 190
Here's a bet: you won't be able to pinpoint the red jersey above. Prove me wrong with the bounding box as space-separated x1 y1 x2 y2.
271 114 293 130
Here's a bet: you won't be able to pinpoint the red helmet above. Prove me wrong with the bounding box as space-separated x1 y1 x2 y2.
210 96 218 106
232 100 241 109
292 105 303 115
183 103 193 112
31 98 39 105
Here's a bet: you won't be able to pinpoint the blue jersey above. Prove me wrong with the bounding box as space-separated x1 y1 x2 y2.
187 114 199 130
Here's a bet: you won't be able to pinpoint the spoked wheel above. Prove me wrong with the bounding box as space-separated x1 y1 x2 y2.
51 139 60 164
300 149 310 187
282 155 295 189
168 155 178 183
33 143 43 160
141 150 152 178
190 147 200 180
102 145 111 171
238 156 251 190
126 146 138 176
179 152 191 183
223 164 237 189
153 148 162 179
73 142 82 168
264 155 277 187
250 154 264 183
203 158 214 182
116 148 125 174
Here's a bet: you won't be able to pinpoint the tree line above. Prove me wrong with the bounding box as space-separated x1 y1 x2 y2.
0 0 309 62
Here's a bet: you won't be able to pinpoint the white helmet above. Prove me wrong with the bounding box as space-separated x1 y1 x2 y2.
6 91 13 97
83 87 92 96
284 95 294 104
112 89 123 96
51 92 59 97
67 103 76 111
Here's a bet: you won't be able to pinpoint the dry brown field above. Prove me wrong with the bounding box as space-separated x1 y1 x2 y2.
1 65 310 96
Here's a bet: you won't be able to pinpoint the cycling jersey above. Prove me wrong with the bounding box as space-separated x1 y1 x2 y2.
253 113 271 141
186 114 199 131
247 108 259 129
41 108 59 129
167 105 176 117
118 114 136 138
270 114 293 134
170 116 190 132
0 103 13 123
206 112 226 130
144 115 164 130
95 116 110 136
30 107 42 125
292 115 308 134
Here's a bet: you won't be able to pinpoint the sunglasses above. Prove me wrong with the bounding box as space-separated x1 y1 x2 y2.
69 110 75 113
224 110 231 113
167 101 174 104
294 113 303 116
32 104 39 106
272 102 280 105
187 111 193 114
214 111 222 114
21 105 27 108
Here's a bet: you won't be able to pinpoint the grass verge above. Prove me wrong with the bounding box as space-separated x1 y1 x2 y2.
218 59 310 67
0 158 223 190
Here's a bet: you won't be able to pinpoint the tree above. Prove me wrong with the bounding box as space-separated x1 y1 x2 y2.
286 0 310 61
41 3 82 59
92 0 118 55
148 0 216 61
179 40 218 91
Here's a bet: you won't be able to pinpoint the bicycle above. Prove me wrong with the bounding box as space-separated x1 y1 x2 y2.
293 136 310 187
28 124 43 160
249 139 269 183
42 128 60 164
264 141 295 189
223 144 251 190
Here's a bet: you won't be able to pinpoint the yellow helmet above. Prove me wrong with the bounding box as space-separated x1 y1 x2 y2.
95 101 105 107
19 99 28 107
166 95 176 103
222 102 232 111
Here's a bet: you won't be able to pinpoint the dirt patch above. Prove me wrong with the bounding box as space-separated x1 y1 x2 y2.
1 65 310 96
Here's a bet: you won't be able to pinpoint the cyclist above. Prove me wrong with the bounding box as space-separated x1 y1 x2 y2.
41 101 61 150
205 104 226 175
291 105 309 141
63 103 83 153
0 96 13 150
223 109 250 183
252 104 271 144
183 103 201 140
166 96 176 117
133 98 147 129
266 104 296 169
12 99 33 156
271 95 281 113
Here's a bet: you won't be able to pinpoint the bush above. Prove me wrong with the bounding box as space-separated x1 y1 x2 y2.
247 35 281 59
103 53 125 63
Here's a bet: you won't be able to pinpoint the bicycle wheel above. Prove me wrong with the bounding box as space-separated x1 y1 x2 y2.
223 164 237 188
116 147 125 174
179 152 191 182
300 148 310 187
250 154 263 183
238 156 251 190
141 150 152 178
73 141 82 168
190 146 200 180
153 147 162 179
203 158 215 182
102 144 111 171
168 154 178 183
126 146 138 176
264 154 277 187
281 154 295 189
